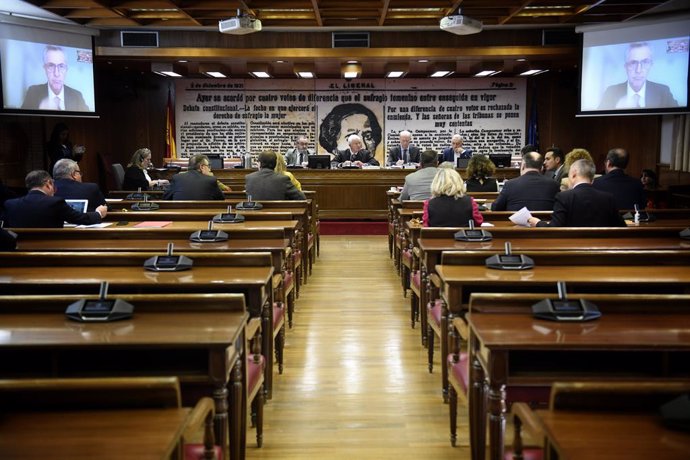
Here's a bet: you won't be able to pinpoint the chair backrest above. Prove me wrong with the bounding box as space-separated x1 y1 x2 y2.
112 163 125 190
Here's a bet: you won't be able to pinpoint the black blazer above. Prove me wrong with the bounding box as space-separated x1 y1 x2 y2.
491 171 560 211
163 170 224 201
54 179 106 212
387 145 421 165
442 147 472 162
592 169 646 210
537 184 626 227
333 149 380 167
3 190 102 228
122 166 150 191
0 228 17 251
465 177 498 193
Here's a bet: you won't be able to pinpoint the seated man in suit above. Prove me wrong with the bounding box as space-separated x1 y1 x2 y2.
245 151 306 201
2 170 106 228
441 134 472 163
528 159 626 227
285 135 315 167
598 42 678 110
592 147 646 210
491 151 560 211
52 159 106 212
332 134 380 168
387 130 420 166
399 150 438 201
163 154 225 201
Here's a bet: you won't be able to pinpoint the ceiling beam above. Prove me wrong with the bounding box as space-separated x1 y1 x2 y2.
378 0 390 26
311 0 323 26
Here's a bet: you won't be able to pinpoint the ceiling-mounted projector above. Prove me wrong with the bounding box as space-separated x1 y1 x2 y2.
440 15 483 35
219 16 262 35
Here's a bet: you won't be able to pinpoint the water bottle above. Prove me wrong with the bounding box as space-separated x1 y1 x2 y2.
243 152 252 169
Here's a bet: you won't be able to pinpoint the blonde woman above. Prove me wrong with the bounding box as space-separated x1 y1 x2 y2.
423 168 483 227
560 148 593 191
274 151 302 191
122 148 168 190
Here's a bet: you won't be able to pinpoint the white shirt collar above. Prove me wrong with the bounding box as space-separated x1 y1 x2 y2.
626 82 646 107
47 86 66 110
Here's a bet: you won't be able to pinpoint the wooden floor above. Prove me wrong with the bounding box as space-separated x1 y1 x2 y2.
246 235 471 459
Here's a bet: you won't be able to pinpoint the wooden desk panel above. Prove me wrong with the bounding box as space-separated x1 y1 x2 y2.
534 410 690 460
0 408 193 459
466 312 690 460
216 168 519 219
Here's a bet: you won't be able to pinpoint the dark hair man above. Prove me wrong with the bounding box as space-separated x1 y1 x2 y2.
400 150 439 201
245 151 306 201
319 103 383 155
544 147 565 182
592 147 646 210
163 154 224 200
491 151 559 211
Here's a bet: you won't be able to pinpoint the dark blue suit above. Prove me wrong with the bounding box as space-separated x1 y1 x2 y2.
441 147 472 163
536 184 626 227
3 190 102 228
163 170 224 201
592 169 646 210
54 179 106 212
491 171 559 211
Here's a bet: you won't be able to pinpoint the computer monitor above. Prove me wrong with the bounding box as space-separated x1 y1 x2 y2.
206 154 224 170
307 154 331 169
456 158 470 169
489 154 512 168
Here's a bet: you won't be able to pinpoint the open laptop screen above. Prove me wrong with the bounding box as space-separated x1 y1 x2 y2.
65 199 88 213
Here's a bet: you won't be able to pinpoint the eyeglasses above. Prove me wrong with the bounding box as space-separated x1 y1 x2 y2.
45 63 68 73
625 59 652 70
200 163 211 170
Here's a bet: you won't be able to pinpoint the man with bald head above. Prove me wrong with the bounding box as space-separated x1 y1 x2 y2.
592 147 646 210
387 130 421 166
491 151 560 211
441 134 472 163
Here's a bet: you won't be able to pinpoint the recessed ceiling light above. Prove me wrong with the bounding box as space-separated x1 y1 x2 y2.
430 70 452 78
520 69 549 76
298 71 314 78
386 71 404 78
205 71 227 78
251 71 271 78
418 59 429 63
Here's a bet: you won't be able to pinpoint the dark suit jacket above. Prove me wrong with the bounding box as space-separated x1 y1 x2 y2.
598 81 678 110
491 171 560 211
0 228 17 251
537 184 626 227
245 168 306 201
21 84 89 111
441 147 472 162
592 169 647 210
54 179 106 211
465 177 498 193
3 190 102 228
333 149 380 167
387 145 421 165
163 170 224 201
122 166 150 191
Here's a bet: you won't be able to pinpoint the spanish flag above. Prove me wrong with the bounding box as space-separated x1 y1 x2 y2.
165 87 177 159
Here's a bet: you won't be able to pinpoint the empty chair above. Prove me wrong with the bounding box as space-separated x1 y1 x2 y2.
112 163 125 190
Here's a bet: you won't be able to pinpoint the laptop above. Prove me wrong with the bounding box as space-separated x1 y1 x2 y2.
65 199 88 227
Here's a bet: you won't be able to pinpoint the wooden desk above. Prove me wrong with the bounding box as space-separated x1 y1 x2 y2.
533 409 690 460
0 294 247 460
466 312 690 460
0 408 194 459
216 168 519 219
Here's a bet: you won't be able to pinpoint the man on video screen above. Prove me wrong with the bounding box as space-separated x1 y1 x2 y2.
598 42 678 110
21 45 89 112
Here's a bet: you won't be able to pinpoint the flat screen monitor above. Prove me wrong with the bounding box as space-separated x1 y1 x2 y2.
0 19 97 116
456 158 470 169
489 154 511 168
206 154 224 170
307 154 331 169
578 16 689 116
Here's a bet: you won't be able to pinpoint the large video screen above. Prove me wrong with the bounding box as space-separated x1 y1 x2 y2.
0 21 96 115
579 16 689 116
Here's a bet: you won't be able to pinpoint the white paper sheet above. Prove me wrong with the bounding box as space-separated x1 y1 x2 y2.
509 207 533 227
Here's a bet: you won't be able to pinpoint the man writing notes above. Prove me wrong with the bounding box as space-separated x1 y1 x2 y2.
285 135 315 167
3 170 106 228
21 45 89 111
598 42 678 110
387 130 420 166
491 151 559 211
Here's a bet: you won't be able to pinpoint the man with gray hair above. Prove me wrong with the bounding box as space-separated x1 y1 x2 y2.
441 134 472 163
528 159 625 227
21 45 89 111
332 134 379 168
387 130 420 166
53 158 106 212
285 135 315 166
